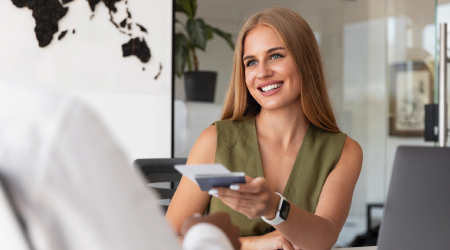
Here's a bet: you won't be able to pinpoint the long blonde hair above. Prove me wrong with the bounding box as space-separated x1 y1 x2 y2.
221 7 340 133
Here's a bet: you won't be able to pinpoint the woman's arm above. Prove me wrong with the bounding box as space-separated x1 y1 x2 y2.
240 231 297 250
166 125 217 234
213 136 363 250
277 136 362 249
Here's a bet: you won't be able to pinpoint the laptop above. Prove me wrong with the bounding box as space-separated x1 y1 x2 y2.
377 146 450 250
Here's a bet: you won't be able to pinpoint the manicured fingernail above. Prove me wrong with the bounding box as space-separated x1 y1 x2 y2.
193 213 202 217
212 194 219 197
208 189 218 195
230 184 240 190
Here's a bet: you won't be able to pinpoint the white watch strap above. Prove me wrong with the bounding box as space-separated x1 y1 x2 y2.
261 192 286 226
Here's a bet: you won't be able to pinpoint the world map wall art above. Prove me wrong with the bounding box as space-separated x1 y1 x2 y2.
10 0 163 79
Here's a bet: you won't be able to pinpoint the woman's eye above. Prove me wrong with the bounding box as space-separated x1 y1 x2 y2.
270 53 283 60
246 60 257 67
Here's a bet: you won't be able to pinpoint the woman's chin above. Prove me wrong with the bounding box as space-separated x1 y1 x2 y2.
259 102 285 111
258 98 302 112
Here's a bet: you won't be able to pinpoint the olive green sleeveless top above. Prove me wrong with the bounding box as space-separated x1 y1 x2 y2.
208 116 347 236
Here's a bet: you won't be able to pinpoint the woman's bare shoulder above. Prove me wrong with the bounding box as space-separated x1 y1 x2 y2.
187 125 217 164
343 136 362 158
337 136 363 173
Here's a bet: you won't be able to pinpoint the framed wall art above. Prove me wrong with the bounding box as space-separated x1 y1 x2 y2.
389 61 434 136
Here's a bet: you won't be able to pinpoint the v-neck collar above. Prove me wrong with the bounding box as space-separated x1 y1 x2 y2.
250 116 312 197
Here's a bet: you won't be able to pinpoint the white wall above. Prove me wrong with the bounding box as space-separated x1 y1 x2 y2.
0 0 173 161
342 18 390 216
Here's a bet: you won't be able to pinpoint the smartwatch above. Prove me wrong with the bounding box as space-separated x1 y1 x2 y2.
261 192 290 226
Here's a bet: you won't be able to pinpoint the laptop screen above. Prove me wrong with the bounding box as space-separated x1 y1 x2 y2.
377 146 450 249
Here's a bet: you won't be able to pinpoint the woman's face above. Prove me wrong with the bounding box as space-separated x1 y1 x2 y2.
243 25 302 111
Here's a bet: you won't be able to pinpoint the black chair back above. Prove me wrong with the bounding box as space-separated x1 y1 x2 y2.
133 158 187 214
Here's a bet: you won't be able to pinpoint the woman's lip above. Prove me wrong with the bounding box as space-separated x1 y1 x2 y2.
257 80 283 89
259 83 283 96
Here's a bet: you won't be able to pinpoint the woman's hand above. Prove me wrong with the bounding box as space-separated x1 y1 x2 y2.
240 231 300 250
208 176 280 219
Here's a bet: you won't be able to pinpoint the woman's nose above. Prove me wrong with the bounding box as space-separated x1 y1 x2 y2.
256 61 273 79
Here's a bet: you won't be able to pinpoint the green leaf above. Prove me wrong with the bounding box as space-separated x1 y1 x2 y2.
175 0 189 16
175 0 197 18
209 25 235 50
174 33 189 77
205 24 214 41
187 18 207 50
190 0 197 17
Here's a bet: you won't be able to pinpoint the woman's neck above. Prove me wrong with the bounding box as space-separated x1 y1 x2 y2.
255 103 309 149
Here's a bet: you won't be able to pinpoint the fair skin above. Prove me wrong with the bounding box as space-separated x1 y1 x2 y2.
167 25 362 250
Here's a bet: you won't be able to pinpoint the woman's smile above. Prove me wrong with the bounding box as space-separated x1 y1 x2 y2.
257 80 284 96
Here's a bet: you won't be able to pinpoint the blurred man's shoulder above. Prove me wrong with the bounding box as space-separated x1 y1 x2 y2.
0 81 84 120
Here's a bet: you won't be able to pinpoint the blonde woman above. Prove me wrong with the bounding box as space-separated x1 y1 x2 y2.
167 7 362 250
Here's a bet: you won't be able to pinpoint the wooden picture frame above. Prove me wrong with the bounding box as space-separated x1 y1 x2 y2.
389 61 434 136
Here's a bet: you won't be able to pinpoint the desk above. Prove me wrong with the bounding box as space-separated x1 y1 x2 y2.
335 247 376 250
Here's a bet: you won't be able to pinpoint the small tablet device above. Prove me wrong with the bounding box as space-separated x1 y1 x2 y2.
174 164 246 191
195 172 246 191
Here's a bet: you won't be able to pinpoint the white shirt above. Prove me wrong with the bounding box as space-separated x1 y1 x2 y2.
0 81 233 250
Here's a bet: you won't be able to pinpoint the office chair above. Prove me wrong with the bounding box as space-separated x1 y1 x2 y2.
346 203 384 247
133 158 187 214
0 175 31 250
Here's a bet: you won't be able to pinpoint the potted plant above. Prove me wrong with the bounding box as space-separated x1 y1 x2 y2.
174 0 234 102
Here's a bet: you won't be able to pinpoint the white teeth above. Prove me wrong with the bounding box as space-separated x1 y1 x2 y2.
261 83 282 92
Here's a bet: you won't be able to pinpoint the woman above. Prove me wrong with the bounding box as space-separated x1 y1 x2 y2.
167 7 362 250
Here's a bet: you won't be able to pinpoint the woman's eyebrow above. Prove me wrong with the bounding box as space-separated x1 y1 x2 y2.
243 54 255 61
243 47 286 61
267 46 285 53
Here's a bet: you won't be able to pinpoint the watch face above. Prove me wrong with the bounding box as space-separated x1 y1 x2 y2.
280 200 290 220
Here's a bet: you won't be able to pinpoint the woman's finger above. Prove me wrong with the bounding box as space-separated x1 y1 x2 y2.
228 177 268 193
221 199 262 219
280 239 295 250
209 187 260 200
219 194 261 208
244 175 255 183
